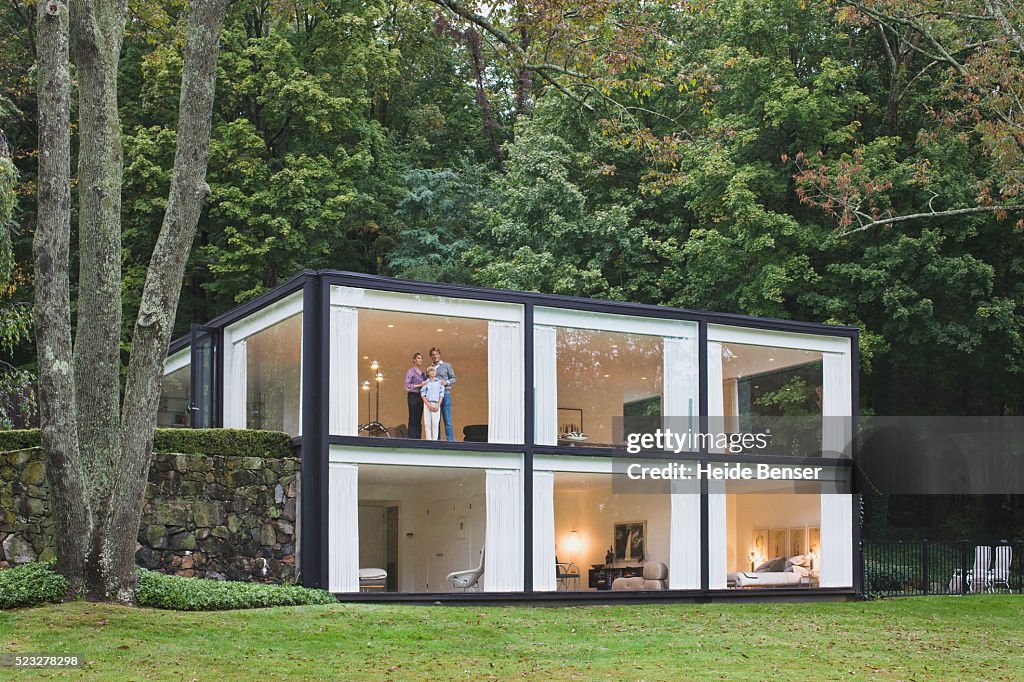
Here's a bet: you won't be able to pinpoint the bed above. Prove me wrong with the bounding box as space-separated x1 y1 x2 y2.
728 555 811 588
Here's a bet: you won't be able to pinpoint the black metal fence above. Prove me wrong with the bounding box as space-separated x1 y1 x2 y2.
862 540 1024 597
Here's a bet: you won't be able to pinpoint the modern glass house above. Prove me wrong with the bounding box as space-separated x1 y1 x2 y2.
162 270 859 600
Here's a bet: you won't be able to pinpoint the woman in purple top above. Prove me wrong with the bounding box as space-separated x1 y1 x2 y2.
404 352 427 439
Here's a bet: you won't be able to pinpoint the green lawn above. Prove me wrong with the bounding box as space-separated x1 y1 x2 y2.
1 597 1022 680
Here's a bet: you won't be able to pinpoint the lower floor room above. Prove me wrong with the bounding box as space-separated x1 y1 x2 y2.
327 447 854 595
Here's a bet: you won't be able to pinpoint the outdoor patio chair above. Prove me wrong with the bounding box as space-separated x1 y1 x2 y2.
950 545 991 594
447 547 485 591
987 545 1013 592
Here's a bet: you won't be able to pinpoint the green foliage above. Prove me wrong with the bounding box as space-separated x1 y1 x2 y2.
0 562 67 609
0 429 293 458
135 569 335 610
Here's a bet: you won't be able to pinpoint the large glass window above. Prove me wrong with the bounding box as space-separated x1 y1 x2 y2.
356 309 489 442
544 469 672 591
713 341 824 456
246 313 303 434
534 310 698 448
158 363 190 428
722 477 822 590
358 465 487 593
329 286 524 444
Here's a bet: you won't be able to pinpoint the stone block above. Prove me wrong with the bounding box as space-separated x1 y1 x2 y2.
210 525 231 539
259 523 277 546
2 534 36 564
20 460 45 486
192 500 225 528
274 484 285 504
145 525 168 549
169 531 197 551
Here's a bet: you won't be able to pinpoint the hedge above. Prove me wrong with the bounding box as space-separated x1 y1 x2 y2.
136 570 336 610
0 428 294 459
0 562 67 609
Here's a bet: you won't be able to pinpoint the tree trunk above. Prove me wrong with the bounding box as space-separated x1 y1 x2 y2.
68 0 126 598
105 0 228 602
34 0 229 603
33 0 91 598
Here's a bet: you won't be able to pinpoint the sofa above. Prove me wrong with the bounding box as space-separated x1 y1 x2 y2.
610 562 668 591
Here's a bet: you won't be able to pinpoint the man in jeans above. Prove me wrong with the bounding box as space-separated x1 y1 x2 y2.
429 347 456 441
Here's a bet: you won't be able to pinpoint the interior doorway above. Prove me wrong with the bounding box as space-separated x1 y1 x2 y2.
358 503 399 592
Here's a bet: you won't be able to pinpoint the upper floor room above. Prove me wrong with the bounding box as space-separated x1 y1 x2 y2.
161 270 857 460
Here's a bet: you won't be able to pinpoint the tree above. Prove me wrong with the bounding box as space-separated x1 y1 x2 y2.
34 0 228 601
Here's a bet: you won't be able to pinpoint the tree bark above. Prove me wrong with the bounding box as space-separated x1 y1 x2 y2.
103 0 228 602
68 0 126 597
33 0 90 598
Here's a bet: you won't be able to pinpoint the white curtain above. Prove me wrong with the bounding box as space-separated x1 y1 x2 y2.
533 326 558 445
532 471 556 591
820 493 854 587
664 337 698 443
488 322 524 443
484 469 523 591
822 353 852 458
329 306 359 436
328 463 359 593
707 341 725 452
669 480 701 589
707 479 728 589
225 339 247 428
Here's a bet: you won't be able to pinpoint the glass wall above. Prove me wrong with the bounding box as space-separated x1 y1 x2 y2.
246 313 303 434
545 469 671 591
158 363 190 427
711 339 825 456
722 476 822 590
356 309 489 441
329 285 524 444
535 309 698 448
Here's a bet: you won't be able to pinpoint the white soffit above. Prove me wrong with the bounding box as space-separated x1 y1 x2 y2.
535 306 697 338
708 323 851 355
224 292 304 344
328 444 523 470
330 285 523 323
164 348 190 376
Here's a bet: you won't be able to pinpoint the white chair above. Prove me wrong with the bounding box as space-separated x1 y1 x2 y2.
987 545 1013 592
951 545 992 594
447 547 485 591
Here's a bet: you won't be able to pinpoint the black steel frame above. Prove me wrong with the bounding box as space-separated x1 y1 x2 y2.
166 269 860 600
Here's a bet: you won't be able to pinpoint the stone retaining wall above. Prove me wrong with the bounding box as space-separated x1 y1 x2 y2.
0 448 300 583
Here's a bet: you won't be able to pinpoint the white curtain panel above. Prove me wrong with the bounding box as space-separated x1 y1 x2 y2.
484 469 524 591
532 471 556 591
669 480 701 589
707 479 728 589
224 339 247 428
820 493 854 587
533 326 558 445
328 462 360 593
487 322 524 443
822 353 852 458
706 341 725 453
329 306 359 436
663 337 699 442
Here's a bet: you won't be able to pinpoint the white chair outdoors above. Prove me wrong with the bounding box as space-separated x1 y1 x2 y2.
447 547 485 591
987 545 1013 592
949 545 991 594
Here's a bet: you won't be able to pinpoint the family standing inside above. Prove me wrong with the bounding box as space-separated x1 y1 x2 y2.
404 347 456 441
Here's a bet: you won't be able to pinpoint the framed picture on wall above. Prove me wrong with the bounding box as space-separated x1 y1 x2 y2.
808 527 820 556
751 529 768 563
789 527 806 557
769 529 787 559
614 521 646 563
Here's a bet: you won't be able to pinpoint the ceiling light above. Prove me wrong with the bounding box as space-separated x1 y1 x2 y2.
362 356 368 360
641 376 647 380
387 324 394 328
603 374 610 378
768 358 775 362
436 328 443 332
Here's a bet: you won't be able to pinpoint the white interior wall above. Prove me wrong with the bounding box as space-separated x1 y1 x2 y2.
359 475 486 592
727 493 821 572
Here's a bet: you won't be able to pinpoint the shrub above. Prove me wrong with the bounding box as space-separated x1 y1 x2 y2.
0 562 67 609
0 428 293 459
136 570 336 610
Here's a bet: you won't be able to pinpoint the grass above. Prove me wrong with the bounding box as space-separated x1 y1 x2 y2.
1 597 1023 680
